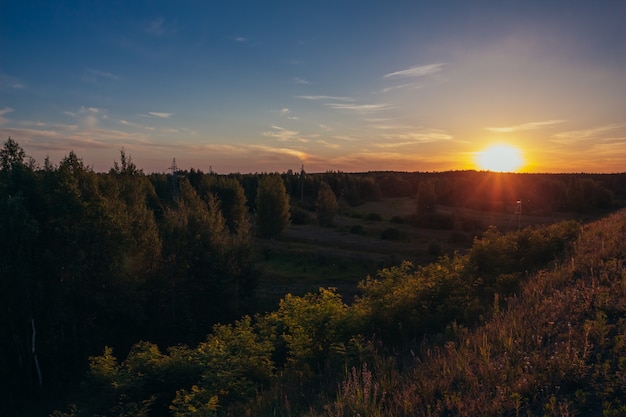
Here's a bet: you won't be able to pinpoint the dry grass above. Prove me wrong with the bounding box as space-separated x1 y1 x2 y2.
309 209 626 416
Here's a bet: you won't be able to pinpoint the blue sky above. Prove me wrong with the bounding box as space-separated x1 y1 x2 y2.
1 1 625 173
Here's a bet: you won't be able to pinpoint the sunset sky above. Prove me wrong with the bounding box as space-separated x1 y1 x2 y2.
1 1 625 173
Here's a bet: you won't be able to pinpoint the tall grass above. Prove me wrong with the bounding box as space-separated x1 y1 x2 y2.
307 210 626 416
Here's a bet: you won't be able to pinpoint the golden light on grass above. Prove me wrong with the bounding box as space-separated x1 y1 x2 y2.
475 144 524 172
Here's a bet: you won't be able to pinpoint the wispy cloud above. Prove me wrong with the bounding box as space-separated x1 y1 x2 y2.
0 73 26 89
326 102 392 113
119 119 155 130
297 95 354 102
332 135 360 142
274 108 301 121
147 112 173 119
316 140 341 149
262 125 301 142
293 77 311 85
0 107 14 125
377 129 453 147
296 95 390 113
80 106 102 114
380 82 422 93
485 119 566 133
552 124 624 144
383 63 444 79
250 144 310 161
0 125 141 154
145 17 178 37
83 68 120 82
18 121 49 128
369 123 413 130
69 106 105 128
233 36 248 42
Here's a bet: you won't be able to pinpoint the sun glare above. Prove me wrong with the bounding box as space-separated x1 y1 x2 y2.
475 144 524 172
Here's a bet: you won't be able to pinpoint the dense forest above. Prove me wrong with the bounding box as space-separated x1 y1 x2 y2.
1 138 626 416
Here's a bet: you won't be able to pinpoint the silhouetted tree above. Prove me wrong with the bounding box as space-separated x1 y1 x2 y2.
255 174 290 238
316 181 337 227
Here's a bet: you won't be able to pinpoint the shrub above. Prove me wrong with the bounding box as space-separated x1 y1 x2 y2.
448 231 470 244
350 224 365 235
427 240 443 257
290 206 311 225
364 212 383 221
380 227 405 241
389 215 405 224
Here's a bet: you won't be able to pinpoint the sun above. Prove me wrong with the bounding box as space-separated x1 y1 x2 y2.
475 144 524 172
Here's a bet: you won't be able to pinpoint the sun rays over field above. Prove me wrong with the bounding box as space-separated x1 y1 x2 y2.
475 144 525 172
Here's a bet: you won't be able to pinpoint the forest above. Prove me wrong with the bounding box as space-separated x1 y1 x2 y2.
2 137 626 416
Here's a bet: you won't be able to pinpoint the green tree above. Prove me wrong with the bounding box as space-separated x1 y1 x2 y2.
0 187 41 405
316 181 337 227
151 177 257 345
192 173 249 234
255 174 290 238
106 149 162 282
45 151 148 359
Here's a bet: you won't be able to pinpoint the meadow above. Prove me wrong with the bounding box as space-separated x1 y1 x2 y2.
255 196 585 310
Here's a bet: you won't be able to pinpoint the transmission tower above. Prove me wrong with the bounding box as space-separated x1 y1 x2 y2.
169 158 179 201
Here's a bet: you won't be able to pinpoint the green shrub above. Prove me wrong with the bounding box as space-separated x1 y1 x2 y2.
290 206 311 225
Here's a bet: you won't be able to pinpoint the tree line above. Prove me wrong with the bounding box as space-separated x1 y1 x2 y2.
280 168 622 214
0 139 292 413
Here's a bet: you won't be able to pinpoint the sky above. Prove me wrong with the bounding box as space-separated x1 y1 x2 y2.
1 1 625 174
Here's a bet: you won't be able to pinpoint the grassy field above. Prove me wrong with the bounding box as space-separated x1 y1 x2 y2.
254 197 580 310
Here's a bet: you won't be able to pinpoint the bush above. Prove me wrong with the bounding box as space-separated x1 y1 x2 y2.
389 215 405 224
380 227 405 241
427 240 443 257
364 212 383 221
341 210 363 219
448 231 470 244
290 206 311 225
350 224 365 235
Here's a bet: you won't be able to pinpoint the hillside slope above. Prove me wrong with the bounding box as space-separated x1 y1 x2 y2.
318 209 626 416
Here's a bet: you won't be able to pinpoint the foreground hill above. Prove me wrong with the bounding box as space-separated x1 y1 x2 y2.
49 209 626 416
309 209 626 416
